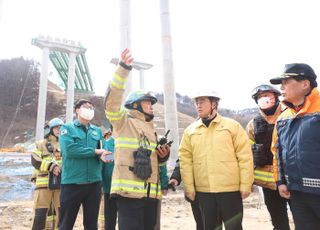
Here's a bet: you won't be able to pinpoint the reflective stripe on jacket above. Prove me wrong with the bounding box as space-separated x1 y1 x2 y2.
31 135 61 189
105 66 163 200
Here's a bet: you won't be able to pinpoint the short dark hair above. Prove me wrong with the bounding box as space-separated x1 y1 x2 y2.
293 76 317 89
208 97 219 109
74 99 94 111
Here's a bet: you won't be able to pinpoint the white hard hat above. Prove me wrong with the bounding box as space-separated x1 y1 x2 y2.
191 90 220 100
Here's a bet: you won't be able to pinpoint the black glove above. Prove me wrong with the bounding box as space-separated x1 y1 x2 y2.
133 147 152 180
252 144 269 166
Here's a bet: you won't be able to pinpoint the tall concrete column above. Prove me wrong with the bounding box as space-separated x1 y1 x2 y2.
160 0 179 165
139 69 145 89
35 47 49 141
66 52 77 122
120 0 132 96
0 0 3 25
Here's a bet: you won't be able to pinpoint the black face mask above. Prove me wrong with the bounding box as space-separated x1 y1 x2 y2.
261 99 279 116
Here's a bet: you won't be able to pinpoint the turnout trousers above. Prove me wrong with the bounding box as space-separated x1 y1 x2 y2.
116 196 158 230
262 187 291 230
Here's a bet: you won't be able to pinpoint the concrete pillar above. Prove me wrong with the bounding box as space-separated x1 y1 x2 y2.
120 0 132 96
160 0 179 166
0 0 3 25
66 52 77 122
35 47 49 141
139 69 145 89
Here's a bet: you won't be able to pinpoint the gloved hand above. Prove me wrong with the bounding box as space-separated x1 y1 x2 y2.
156 144 170 163
133 147 152 180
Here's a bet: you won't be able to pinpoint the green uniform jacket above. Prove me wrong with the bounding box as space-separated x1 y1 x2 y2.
59 119 103 184
102 136 115 193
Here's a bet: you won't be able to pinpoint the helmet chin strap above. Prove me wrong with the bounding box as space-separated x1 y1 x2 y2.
50 129 57 137
202 103 216 121
136 103 154 121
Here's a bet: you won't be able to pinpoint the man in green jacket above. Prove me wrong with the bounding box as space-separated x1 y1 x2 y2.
101 127 117 230
59 99 109 230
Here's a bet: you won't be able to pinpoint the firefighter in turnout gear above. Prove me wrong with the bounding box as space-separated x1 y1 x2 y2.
31 118 63 230
246 84 291 230
104 49 170 230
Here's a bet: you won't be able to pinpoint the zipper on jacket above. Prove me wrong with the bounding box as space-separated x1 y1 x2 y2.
84 126 89 182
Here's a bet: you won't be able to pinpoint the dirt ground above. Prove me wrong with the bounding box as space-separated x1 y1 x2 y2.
0 188 294 230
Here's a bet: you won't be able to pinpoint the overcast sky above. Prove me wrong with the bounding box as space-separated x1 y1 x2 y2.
1 0 320 109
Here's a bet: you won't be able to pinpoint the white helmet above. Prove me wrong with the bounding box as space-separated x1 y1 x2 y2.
191 90 220 101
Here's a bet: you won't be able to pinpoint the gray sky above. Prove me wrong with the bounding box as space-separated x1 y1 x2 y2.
1 0 320 109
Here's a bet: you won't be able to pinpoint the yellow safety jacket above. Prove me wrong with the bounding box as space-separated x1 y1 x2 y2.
31 135 62 189
179 114 253 193
105 66 162 200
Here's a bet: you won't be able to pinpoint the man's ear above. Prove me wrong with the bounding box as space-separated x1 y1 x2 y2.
304 79 311 88
211 100 217 110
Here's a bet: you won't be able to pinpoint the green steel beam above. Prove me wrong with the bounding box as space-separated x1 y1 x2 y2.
76 56 88 89
49 50 94 93
80 53 94 91
49 52 67 87
60 52 81 90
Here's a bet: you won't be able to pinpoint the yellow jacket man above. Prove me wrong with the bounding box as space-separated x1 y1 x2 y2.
179 90 253 230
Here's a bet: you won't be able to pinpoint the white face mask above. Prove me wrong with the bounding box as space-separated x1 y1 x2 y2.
257 96 275 109
79 107 94 121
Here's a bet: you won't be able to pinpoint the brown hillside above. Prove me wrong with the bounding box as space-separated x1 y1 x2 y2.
1 80 195 147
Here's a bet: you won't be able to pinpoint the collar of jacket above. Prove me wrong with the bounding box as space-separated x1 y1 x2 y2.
127 109 152 122
284 88 320 116
195 113 222 128
73 119 93 129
